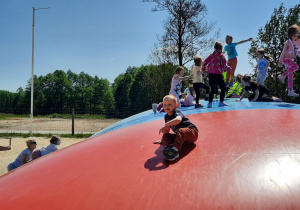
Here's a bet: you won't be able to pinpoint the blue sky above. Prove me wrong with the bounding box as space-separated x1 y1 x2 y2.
0 0 299 92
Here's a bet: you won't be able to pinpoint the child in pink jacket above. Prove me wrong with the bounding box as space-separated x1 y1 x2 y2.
202 42 231 108
278 24 300 97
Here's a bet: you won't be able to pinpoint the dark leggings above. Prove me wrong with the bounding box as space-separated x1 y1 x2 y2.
248 88 273 102
193 82 209 104
208 74 226 103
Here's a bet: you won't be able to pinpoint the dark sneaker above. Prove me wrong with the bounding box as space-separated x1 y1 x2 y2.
195 103 203 108
163 144 179 161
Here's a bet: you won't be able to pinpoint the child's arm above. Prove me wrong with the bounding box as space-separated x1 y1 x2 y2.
237 38 253 45
262 61 270 72
250 90 259 102
0 146 11 151
174 74 193 81
159 116 182 134
278 41 289 66
236 90 247 102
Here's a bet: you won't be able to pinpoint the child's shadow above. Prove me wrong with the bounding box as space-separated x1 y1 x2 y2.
144 143 196 171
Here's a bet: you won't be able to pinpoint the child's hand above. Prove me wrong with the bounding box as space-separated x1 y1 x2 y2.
153 140 162 144
159 126 170 134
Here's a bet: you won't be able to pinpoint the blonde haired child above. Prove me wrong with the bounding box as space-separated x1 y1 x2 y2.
191 56 209 108
153 95 198 161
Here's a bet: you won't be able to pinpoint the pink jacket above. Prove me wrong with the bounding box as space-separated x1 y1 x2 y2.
202 51 231 74
279 39 300 64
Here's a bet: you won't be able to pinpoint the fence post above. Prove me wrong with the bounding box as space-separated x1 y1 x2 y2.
72 108 75 136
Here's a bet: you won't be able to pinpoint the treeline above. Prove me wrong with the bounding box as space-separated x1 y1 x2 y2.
248 3 300 103
0 64 183 117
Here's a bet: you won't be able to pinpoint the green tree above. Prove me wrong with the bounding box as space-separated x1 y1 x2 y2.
143 0 218 66
248 4 300 102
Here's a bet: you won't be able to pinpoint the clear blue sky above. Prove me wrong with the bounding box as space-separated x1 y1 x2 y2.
0 0 299 92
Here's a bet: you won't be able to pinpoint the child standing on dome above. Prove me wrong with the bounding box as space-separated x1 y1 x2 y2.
202 42 231 108
256 48 270 85
278 24 300 97
191 56 209 108
169 66 193 109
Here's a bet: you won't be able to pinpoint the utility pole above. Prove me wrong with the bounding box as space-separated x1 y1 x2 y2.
30 7 50 136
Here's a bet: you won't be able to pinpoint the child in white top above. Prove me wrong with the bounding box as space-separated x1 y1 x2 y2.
191 56 208 108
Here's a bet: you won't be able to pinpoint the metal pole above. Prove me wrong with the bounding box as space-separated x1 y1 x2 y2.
29 7 50 136
30 7 35 136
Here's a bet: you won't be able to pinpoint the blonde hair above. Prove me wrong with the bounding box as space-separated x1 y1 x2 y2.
257 48 271 61
163 95 178 104
26 139 37 147
175 66 185 74
194 56 202 66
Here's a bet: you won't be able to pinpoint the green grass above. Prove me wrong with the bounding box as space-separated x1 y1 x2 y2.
0 133 92 139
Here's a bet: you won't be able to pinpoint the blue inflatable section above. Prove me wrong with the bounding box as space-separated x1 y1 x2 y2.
91 98 300 138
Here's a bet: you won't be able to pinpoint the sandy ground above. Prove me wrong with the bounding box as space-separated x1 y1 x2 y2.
0 118 120 134
0 118 121 176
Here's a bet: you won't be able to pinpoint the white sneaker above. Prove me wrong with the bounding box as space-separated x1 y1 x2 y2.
278 75 286 83
288 89 299 97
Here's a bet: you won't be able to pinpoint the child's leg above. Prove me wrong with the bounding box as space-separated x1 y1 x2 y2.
208 74 217 103
199 82 210 96
193 83 201 104
226 57 237 83
216 74 226 102
172 127 198 151
161 133 176 147
229 57 238 82
257 73 268 86
282 59 299 89
169 91 181 108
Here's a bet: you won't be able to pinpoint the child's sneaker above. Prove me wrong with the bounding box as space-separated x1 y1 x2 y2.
207 102 212 108
195 103 203 108
219 101 229 107
163 144 179 161
278 74 286 84
273 98 282 102
288 89 299 97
